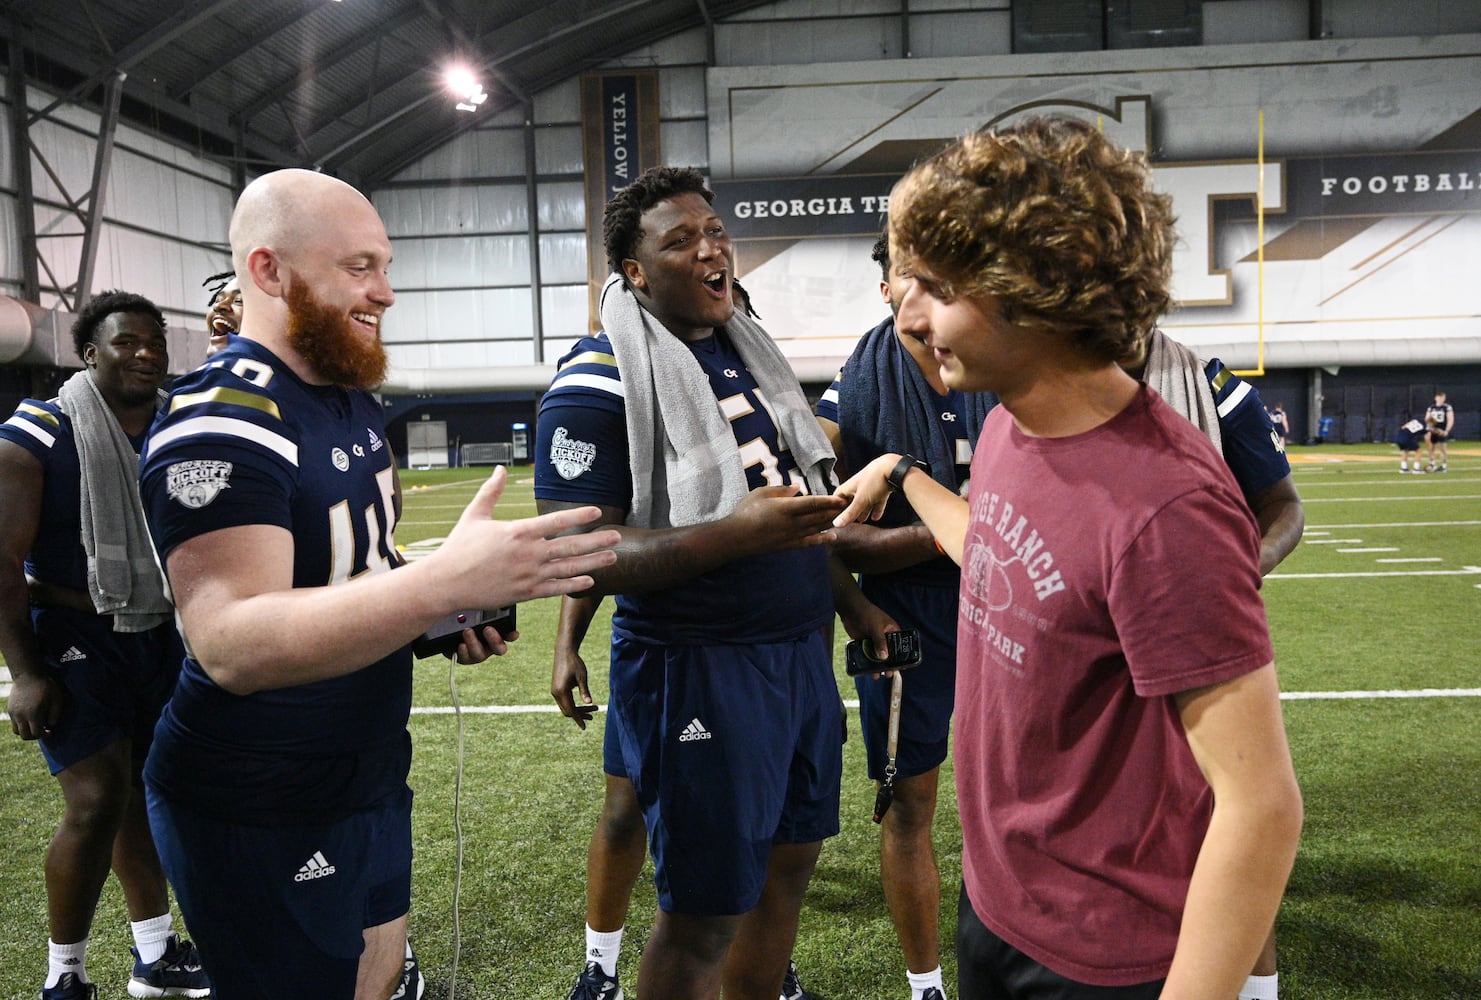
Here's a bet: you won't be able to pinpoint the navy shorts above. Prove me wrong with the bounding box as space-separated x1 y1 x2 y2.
609 630 842 916
602 705 625 777
146 784 413 1000
957 883 1164 1000
32 608 182 775
853 579 958 782
1396 429 1425 451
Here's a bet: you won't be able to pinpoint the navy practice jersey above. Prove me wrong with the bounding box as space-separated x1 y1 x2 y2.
0 399 149 593
1426 401 1454 432
1205 358 1291 499
817 368 973 588
535 330 832 645
139 337 409 824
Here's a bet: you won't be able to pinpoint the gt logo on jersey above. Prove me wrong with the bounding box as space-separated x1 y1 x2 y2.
550 426 596 480
165 460 233 509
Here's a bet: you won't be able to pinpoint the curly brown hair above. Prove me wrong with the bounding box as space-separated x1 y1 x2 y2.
888 116 1175 364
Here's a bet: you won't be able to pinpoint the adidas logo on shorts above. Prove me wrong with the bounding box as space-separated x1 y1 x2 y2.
60 646 87 663
678 718 712 742
295 850 337 881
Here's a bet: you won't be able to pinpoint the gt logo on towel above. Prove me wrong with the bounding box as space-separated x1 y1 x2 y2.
550 426 596 480
165 460 233 509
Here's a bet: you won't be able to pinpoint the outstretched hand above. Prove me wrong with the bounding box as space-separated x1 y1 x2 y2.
433 466 620 610
726 484 846 556
832 453 903 528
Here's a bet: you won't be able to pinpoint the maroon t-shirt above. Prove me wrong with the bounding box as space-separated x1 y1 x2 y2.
955 387 1274 986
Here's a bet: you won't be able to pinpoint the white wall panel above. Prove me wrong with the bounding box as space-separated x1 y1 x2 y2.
536 181 586 231
375 186 530 237
385 287 535 346
0 99 13 192
391 128 526 181
540 284 592 349
1204 0 1307 45
535 79 580 124
730 0 899 18
660 66 708 119
606 26 708 68
391 233 532 290
27 120 97 204
661 120 709 169
1326 0 1481 37
910 11 1011 58
718 17 898 65
0 192 20 285
535 125 583 175
538 233 588 285
106 146 232 246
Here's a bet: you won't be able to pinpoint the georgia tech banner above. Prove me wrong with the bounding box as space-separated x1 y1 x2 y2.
581 71 660 330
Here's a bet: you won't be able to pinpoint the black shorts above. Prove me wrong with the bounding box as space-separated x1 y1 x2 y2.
956 883 1164 1000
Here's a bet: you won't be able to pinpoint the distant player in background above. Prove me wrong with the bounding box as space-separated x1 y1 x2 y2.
1267 402 1289 444
1396 417 1429 473
1 291 209 1000
1424 391 1454 472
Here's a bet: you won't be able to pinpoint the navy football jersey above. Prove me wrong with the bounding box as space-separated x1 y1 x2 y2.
817 365 973 588
0 399 123 593
816 368 975 494
1426 401 1454 432
535 330 832 645
1205 358 1292 500
139 337 409 823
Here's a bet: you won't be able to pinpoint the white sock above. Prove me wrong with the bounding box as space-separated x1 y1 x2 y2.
406 939 415 960
130 912 173 965
1239 972 1279 1000
908 966 945 1000
586 925 623 977
46 938 89 988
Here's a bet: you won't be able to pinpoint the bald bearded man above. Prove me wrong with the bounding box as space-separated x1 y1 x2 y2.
138 169 619 1000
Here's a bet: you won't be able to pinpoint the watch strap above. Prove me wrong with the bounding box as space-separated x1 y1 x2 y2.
887 454 929 492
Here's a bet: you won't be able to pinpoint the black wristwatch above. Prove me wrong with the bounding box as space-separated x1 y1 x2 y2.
886 454 930 492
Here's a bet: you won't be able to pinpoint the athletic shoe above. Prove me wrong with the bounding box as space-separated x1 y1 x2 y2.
127 934 211 998
1440 464 1448 472
780 960 813 1000
921 989 947 1000
40 974 96 1000
566 960 623 1000
391 945 426 1000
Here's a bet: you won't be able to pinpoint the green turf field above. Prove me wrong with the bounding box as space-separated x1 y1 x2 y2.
2 443 1477 998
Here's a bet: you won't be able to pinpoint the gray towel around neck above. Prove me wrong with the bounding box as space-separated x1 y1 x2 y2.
56 370 172 632
598 273 836 529
1141 328 1222 453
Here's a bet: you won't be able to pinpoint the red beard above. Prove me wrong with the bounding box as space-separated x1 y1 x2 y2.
284 280 388 389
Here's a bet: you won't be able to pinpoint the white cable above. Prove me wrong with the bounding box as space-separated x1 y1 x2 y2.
448 656 464 999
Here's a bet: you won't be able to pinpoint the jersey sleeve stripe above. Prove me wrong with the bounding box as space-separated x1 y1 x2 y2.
148 415 299 466
1215 378 1251 418
18 402 60 427
169 386 283 420
548 371 625 399
558 350 618 371
3 413 57 448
